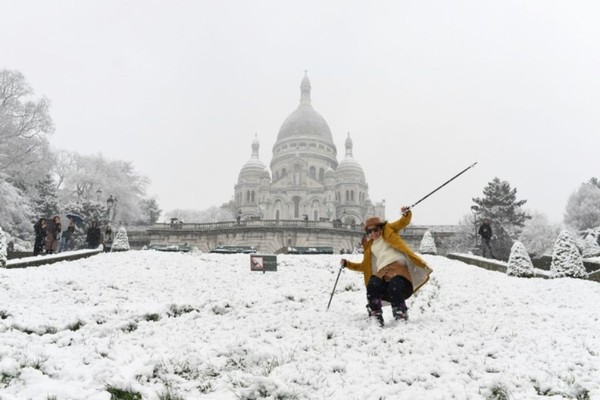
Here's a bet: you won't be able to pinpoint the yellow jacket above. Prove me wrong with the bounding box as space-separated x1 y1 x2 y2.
346 210 433 294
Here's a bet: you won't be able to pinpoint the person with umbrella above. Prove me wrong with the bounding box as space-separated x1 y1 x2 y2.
59 217 77 252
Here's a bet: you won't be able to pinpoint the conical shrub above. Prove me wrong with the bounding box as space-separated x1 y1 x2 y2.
111 227 130 252
550 230 588 279
419 231 437 255
507 241 534 278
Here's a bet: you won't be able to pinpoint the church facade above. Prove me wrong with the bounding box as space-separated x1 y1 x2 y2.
233 73 385 226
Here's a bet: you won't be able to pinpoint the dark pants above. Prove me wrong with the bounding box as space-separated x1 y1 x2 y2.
482 238 494 258
367 275 413 312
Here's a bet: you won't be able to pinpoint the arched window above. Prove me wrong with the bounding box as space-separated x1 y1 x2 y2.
345 191 350 201
351 191 354 201
246 191 250 202
309 166 316 177
293 196 301 218
251 191 255 202
313 210 318 221
319 168 324 181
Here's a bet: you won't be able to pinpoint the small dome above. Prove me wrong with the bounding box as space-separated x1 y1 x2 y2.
238 135 267 181
336 133 365 181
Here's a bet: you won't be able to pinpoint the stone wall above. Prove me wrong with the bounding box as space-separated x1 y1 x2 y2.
146 220 459 255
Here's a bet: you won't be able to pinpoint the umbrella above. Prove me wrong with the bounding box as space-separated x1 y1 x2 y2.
66 213 85 226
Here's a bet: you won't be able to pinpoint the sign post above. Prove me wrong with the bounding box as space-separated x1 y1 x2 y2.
250 254 277 273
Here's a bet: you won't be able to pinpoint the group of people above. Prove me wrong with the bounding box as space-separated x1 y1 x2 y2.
33 216 114 256
33 216 74 256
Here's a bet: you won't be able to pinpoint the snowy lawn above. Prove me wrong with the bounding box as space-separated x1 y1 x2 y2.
0 252 599 399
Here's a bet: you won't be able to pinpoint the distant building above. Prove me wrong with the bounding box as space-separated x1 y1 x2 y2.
233 73 385 225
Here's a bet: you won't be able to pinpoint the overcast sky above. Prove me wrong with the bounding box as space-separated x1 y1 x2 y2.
2 0 599 225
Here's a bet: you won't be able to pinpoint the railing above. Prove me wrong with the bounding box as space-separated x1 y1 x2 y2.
149 219 366 233
148 219 459 235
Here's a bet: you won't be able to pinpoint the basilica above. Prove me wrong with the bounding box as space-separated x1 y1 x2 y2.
233 73 385 226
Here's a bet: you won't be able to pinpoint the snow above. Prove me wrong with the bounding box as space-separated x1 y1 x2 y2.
1 252 599 399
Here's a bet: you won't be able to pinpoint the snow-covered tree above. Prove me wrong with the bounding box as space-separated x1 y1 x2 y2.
55 151 150 225
581 234 600 258
0 227 7 268
472 177 531 261
518 211 561 257
506 241 535 278
33 174 60 218
419 231 437 255
472 177 531 238
550 230 588 279
0 69 53 238
63 199 107 227
139 198 162 225
0 69 54 181
563 181 600 231
111 227 130 252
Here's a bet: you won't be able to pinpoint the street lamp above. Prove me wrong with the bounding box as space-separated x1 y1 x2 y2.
96 188 102 201
107 195 114 222
471 205 479 247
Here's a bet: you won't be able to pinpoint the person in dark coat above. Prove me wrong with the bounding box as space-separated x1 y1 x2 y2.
478 218 494 258
33 218 48 256
103 225 113 252
45 215 62 254
86 220 102 249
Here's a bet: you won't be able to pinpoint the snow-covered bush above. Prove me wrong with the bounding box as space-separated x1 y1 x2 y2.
506 241 534 278
419 231 437 255
0 227 7 268
581 234 600 258
550 230 588 279
111 227 130 252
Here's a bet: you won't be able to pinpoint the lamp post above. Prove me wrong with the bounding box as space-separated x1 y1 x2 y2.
106 195 114 222
471 205 479 247
96 188 102 201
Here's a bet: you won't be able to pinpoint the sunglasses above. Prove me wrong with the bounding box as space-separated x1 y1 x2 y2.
366 226 381 235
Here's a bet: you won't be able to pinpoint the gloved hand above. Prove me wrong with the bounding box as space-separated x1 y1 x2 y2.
340 259 347 268
401 206 410 216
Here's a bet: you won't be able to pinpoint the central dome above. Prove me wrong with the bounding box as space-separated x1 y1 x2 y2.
276 105 333 143
275 73 334 145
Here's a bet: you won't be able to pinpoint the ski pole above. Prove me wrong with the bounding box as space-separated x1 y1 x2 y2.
326 266 344 311
409 162 478 210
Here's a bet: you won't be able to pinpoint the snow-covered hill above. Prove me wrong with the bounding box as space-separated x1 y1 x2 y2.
1 252 599 399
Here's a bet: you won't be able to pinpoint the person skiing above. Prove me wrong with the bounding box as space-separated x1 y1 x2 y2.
478 218 494 258
340 206 433 326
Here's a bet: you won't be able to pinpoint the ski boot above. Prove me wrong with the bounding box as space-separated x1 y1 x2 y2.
369 308 384 327
392 306 408 321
